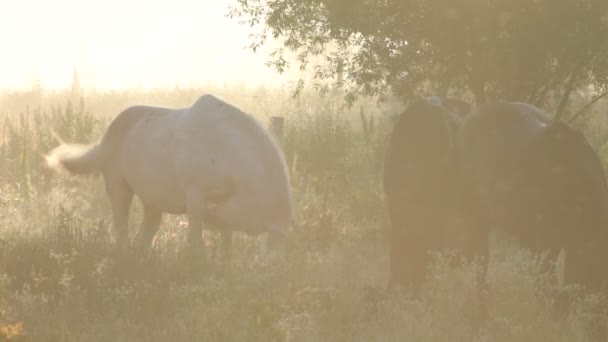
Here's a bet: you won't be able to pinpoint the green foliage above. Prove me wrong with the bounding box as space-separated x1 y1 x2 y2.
229 0 608 115
1 100 105 190
0 88 606 340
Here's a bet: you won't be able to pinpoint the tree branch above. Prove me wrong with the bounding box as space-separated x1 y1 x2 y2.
553 62 586 121
567 91 608 124
529 74 563 108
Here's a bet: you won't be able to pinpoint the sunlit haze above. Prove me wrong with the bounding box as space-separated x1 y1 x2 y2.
0 0 296 90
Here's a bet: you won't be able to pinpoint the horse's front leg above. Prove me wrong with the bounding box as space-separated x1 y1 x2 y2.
186 189 206 251
204 201 233 262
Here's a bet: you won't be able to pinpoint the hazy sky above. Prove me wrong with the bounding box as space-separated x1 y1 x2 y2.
0 0 297 90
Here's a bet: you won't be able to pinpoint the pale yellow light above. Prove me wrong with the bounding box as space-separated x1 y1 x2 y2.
0 0 294 90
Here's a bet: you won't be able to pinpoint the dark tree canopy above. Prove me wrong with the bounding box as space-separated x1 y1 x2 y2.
229 0 608 118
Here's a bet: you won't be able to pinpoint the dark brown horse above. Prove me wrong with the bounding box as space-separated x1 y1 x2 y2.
383 97 471 291
460 102 608 290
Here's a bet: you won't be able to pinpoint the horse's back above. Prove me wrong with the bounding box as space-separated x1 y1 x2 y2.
101 105 174 146
119 106 189 213
459 102 550 179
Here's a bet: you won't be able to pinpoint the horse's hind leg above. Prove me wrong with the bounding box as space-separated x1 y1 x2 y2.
106 178 133 251
134 206 162 251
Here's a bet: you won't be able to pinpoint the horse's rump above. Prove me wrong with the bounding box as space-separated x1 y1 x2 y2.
383 97 470 289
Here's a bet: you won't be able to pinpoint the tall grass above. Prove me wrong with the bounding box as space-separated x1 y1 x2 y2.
0 87 606 341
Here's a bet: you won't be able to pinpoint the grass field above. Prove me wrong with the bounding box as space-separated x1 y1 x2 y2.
0 86 607 341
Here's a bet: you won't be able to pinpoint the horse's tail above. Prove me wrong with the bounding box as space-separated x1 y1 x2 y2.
45 143 105 175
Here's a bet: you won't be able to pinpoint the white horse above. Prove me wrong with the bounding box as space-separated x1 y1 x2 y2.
46 94 293 253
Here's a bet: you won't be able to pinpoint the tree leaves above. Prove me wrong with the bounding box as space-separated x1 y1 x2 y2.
230 0 608 114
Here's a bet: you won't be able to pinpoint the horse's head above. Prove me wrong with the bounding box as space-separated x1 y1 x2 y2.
207 203 292 258
207 194 292 238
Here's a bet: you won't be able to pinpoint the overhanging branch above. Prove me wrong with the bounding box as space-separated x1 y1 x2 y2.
567 91 608 124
